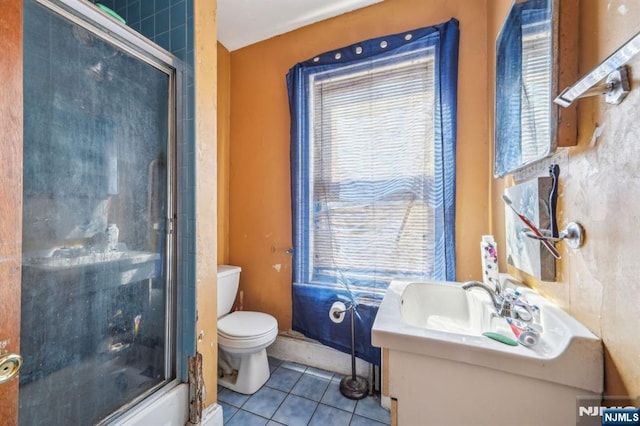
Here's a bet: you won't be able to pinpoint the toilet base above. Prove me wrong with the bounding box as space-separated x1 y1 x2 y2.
218 348 270 394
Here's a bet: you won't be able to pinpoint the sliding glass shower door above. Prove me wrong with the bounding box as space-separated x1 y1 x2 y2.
20 1 177 424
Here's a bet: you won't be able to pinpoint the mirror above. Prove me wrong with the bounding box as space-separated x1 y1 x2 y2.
494 0 577 177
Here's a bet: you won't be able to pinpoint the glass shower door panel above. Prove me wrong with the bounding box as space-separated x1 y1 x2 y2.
21 1 174 424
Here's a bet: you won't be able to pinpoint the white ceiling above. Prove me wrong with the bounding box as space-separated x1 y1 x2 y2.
217 0 384 51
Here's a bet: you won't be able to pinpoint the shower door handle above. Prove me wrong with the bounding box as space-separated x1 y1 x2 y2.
0 352 22 384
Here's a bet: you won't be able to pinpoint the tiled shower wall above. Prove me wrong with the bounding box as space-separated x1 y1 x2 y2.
109 0 193 65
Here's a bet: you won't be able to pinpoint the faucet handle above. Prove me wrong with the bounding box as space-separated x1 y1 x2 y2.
500 289 540 323
514 300 540 323
513 298 541 323
513 304 534 322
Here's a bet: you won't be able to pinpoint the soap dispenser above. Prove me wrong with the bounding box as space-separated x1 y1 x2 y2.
480 235 499 286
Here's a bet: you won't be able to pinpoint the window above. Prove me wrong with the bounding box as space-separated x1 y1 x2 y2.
287 20 459 364
309 51 436 296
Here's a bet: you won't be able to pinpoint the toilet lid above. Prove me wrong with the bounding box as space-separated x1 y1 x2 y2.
218 311 277 338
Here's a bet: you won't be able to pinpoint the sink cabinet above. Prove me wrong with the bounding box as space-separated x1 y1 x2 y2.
382 347 597 425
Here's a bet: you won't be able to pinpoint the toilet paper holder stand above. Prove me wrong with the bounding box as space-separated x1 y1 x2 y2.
330 301 369 400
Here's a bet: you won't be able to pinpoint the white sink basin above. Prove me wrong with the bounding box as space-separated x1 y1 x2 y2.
400 281 496 335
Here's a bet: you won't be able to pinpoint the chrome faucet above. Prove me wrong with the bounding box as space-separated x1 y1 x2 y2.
461 281 503 312
461 280 537 322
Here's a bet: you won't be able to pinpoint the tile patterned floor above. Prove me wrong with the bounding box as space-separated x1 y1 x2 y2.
218 357 390 426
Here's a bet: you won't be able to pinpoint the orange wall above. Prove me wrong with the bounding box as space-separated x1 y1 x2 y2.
487 1 511 272
228 0 490 330
487 1 640 400
217 42 230 265
194 0 218 408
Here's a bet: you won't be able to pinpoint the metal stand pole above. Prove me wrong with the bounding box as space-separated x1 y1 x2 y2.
339 304 368 400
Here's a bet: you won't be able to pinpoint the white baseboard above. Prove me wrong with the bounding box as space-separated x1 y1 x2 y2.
381 394 391 410
266 332 369 378
200 403 223 426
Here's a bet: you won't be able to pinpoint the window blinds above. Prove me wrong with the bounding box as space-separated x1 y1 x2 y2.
309 54 436 293
520 21 552 162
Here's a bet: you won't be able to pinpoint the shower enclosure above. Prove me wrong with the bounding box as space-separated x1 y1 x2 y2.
19 0 181 423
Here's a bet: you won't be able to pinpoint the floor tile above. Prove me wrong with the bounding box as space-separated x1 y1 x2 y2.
320 378 357 413
220 358 390 426
242 387 287 419
268 356 283 373
350 414 387 426
280 361 307 373
271 394 318 426
305 366 334 380
309 404 353 426
225 409 269 426
354 395 390 424
265 366 303 392
218 387 250 408
290 373 331 402
219 401 238 424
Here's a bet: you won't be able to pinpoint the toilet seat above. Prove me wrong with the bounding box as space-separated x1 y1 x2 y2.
218 311 277 337
218 311 278 351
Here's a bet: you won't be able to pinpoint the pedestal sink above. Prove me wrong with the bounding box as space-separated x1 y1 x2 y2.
372 275 603 425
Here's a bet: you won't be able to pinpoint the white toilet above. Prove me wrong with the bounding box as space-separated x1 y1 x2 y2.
217 265 278 394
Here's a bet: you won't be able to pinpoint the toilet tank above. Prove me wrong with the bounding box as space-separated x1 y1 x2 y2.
217 265 241 317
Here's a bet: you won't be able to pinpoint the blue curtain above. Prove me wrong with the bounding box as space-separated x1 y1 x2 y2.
287 19 459 365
